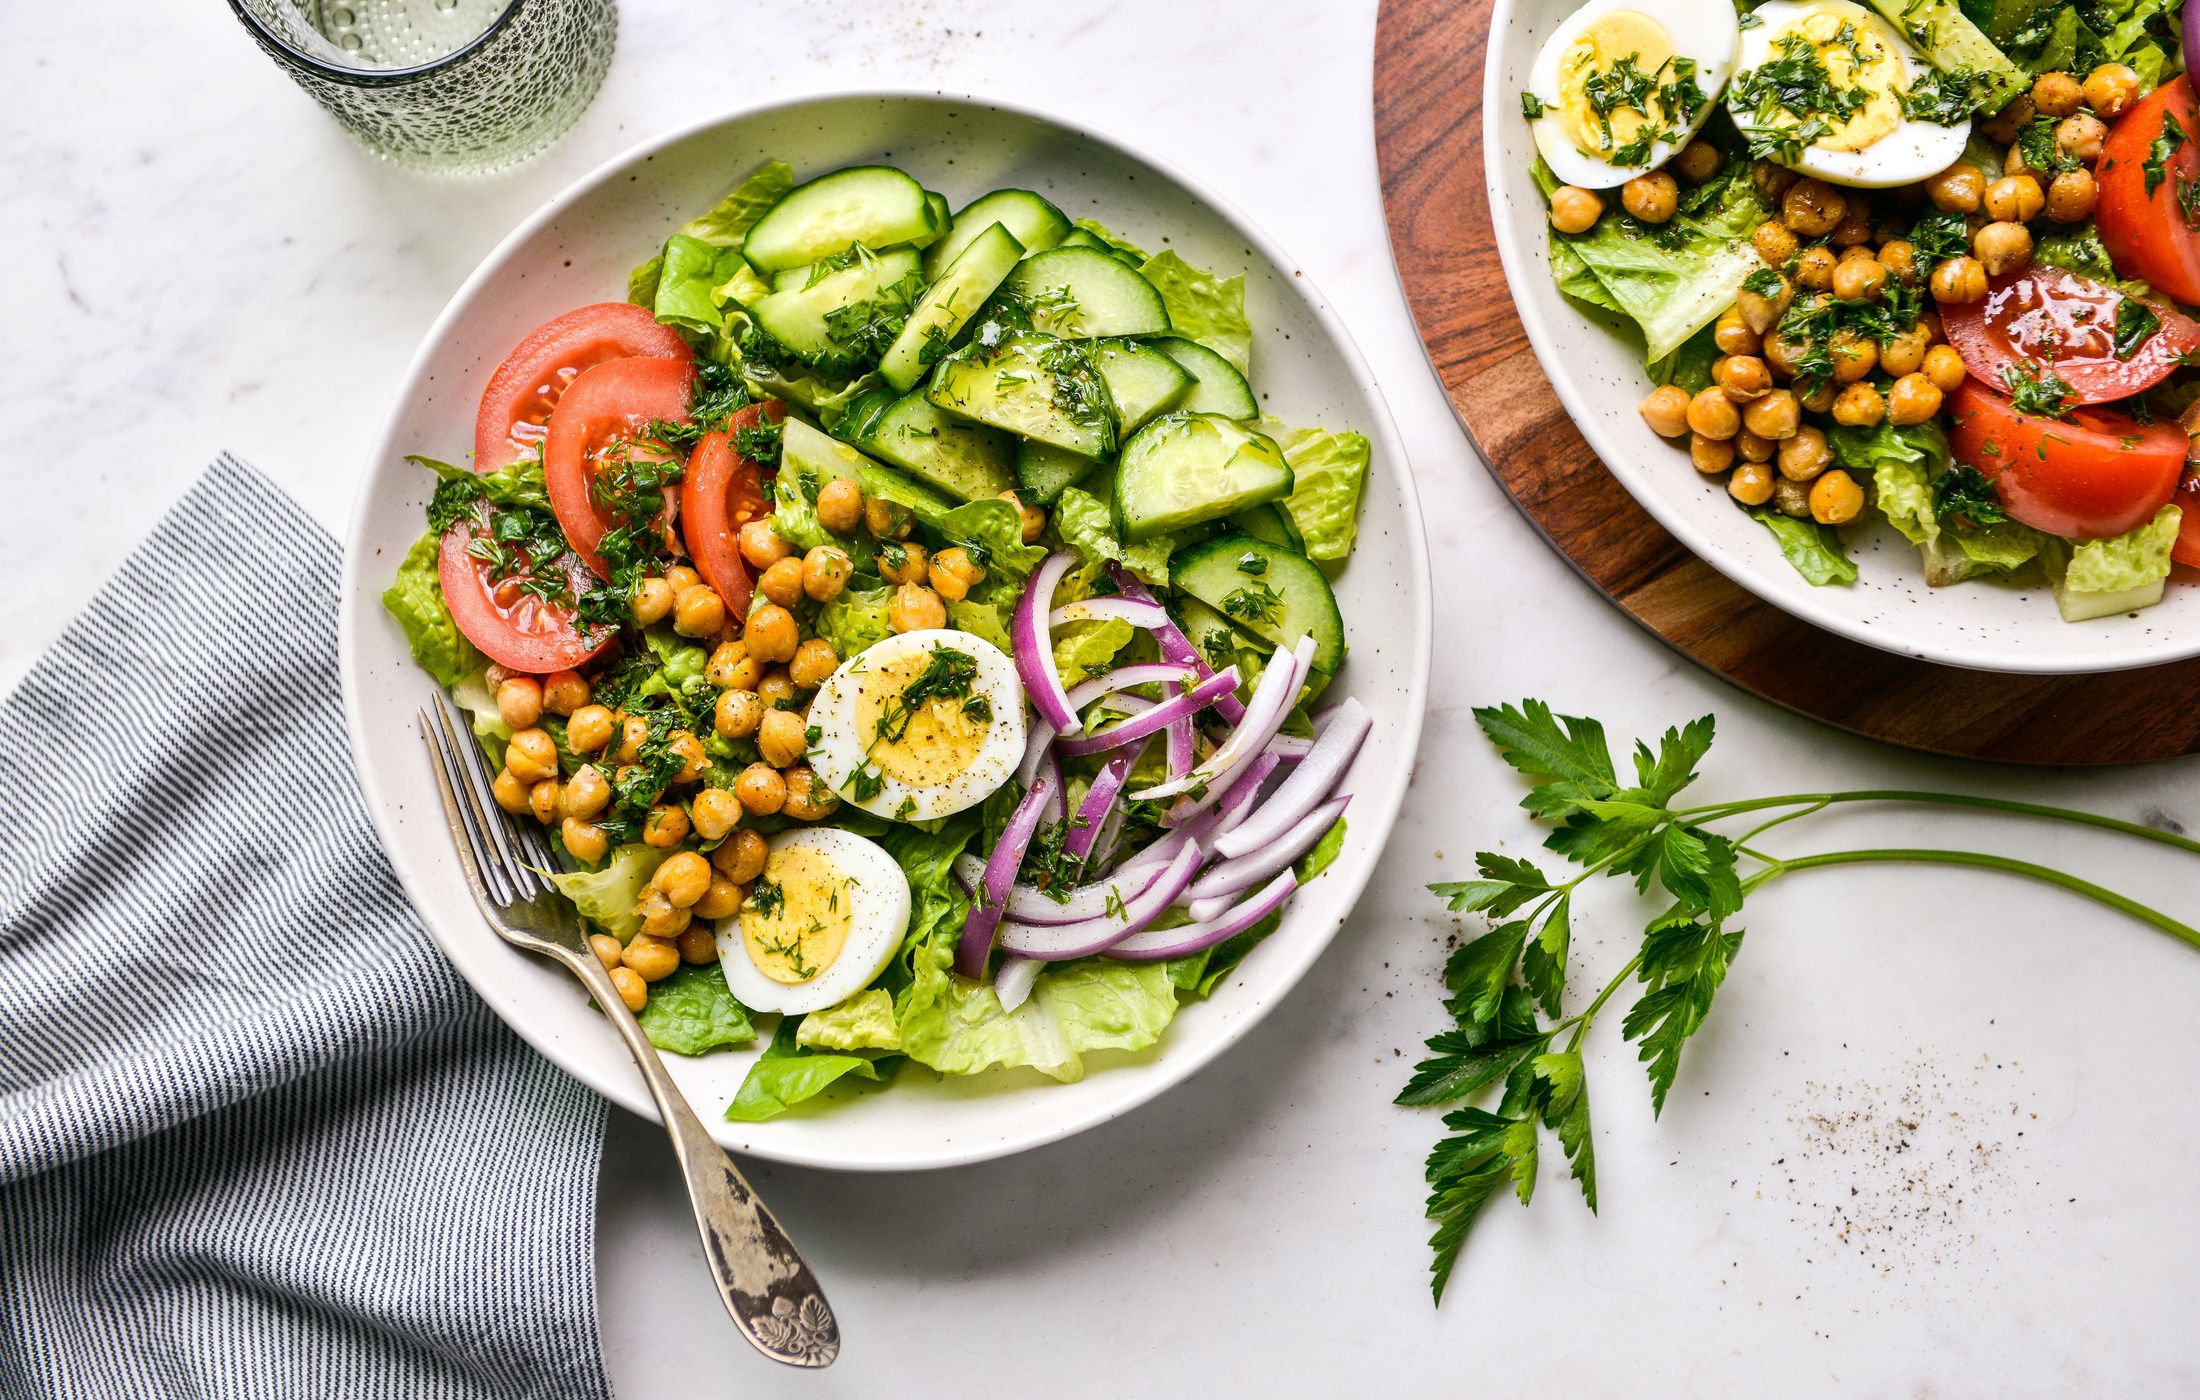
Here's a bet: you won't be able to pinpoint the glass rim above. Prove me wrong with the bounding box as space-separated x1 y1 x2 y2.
224 0 528 85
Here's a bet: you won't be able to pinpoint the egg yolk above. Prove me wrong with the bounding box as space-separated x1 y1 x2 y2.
854 648 992 788
1557 11 1680 158
741 844 855 986
1763 8 1902 154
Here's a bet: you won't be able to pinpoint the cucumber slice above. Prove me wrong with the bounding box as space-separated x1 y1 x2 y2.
831 385 900 444
744 166 939 274
925 327 1116 459
1175 594 1253 669
925 189 1071 277
851 392 1017 502
1107 247 1146 270
1230 502 1305 553
880 222 1024 392
998 247 1171 339
770 265 811 293
919 191 952 248
1112 413 1292 542
1055 228 1109 252
1172 533 1344 675
749 247 922 371
1090 339 1193 433
1015 439 1097 506
1151 337 1258 419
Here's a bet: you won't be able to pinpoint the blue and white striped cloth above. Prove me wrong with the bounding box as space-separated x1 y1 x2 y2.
0 456 611 1399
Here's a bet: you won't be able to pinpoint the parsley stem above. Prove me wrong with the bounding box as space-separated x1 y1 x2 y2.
1562 952 1645 1053
1745 848 2200 950
1681 790 2200 858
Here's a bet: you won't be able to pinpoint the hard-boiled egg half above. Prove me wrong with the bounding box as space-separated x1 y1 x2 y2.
1527 0 1741 189
1727 0 1969 187
805 629 1026 823
715 828 912 1016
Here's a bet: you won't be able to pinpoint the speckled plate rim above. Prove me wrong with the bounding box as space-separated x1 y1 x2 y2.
1483 0 2199 677
338 88 1431 1172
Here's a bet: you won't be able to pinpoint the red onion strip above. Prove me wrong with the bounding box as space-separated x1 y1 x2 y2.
1189 794 1351 903
1211 697 1370 861
998 843 1204 960
954 767 1057 977
1064 748 1136 864
1132 637 1309 801
994 956 1043 1012
1049 597 1171 630
1013 551 1079 733
1055 667 1239 756
1106 870 1299 962
1063 663 1197 712
1107 565 1246 724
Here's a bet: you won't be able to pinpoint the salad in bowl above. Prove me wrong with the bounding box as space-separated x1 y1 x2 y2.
378 158 1376 1122
1517 0 2200 624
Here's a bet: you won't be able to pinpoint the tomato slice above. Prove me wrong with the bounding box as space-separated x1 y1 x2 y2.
2098 76 2200 307
437 506 613 673
1948 378 2185 540
474 303 691 474
680 401 786 617
544 356 695 578
1941 265 2200 403
2174 474 2200 568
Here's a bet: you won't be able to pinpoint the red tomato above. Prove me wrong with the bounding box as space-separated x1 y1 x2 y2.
543 356 695 577
1941 265 2200 403
1948 378 2185 540
2098 76 2200 307
473 303 691 473
437 508 612 673
2174 472 2200 568
680 401 786 617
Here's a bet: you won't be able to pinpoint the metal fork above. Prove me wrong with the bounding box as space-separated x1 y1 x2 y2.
419 699 840 1369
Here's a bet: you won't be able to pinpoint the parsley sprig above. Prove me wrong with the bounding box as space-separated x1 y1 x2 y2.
1405 700 2200 1303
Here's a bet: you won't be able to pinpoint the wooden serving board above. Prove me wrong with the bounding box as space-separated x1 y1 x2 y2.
1373 0 2200 765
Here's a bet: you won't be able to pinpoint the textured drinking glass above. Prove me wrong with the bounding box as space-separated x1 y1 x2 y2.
226 0 617 174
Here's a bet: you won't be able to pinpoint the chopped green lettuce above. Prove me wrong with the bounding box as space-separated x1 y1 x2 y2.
726 1017 897 1122
1054 483 1174 584
449 666 514 766
1138 249 1252 375
1648 323 1722 394
1275 425 1371 562
796 989 902 1052
1054 617 1136 685
636 964 756 1056
651 234 752 340
2046 505 2183 622
1550 238 1624 314
947 598 1012 650
2035 223 2149 297
547 844 668 942
381 532 478 689
898 937 1179 1081
1298 817 1349 884
815 585 895 661
628 160 796 313
1749 510 1858 586
1831 419 2042 584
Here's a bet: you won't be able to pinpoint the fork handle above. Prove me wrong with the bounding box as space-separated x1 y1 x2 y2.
559 950 841 1368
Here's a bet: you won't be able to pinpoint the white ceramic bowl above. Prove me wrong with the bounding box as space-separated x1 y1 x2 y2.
1484 0 2196 674
339 92 1430 1171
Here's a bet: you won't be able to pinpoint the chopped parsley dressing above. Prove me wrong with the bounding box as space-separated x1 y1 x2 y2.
1565 47 1706 166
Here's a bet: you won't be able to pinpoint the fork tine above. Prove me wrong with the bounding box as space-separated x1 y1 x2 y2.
434 696 564 898
419 708 513 910
428 700 520 905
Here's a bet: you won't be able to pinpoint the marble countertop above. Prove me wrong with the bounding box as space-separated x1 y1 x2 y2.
8 2 2198 1395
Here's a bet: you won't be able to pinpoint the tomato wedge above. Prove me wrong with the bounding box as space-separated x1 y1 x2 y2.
1941 265 2200 403
2174 473 2200 568
474 303 691 474
437 506 612 673
1948 378 2185 540
680 401 786 616
544 356 695 578
2098 76 2200 307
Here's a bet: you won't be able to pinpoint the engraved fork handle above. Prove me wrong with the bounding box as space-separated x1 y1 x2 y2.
553 946 841 1368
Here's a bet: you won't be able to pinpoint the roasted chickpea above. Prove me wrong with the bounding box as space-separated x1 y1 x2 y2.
624 936 681 983
1728 462 1777 506
690 786 742 842
608 966 648 1013
1753 159 1798 204
668 732 708 785
562 764 611 821
2082 63 2139 119
693 876 744 922
541 670 588 716
1828 329 1877 383
629 576 675 626
1686 386 1741 441
1981 94 2035 145
1753 220 1801 268
739 520 793 570
789 638 839 690
1001 490 1048 544
1880 325 1931 377
1930 254 1989 303
714 688 764 739
672 583 725 638
1837 242 1878 264
1809 469 1867 526
1923 344 1969 392
1774 475 1814 518
676 927 719 965
758 708 810 768
1793 246 1838 292
589 933 623 970
815 476 865 534
1714 306 1761 356
1776 425 1833 482
758 557 805 608
1548 184 1605 234
928 547 986 602
485 663 517 688
1926 161 1985 214
505 728 558 784
756 667 798 712
1877 239 1918 284
611 714 648 765
1782 178 1847 237
801 545 853 602
889 583 947 633
496 676 544 729
1714 355 1773 402
1621 171 1679 224
2056 112 2107 163
1738 273 1794 334
655 851 713 909
864 495 913 539
562 817 610 865
705 639 758 690
1985 174 2045 223
1690 433 1737 475
1735 429 1776 463
642 803 691 849
712 828 769 884
735 763 787 816
491 768 531 816
663 564 700 594
2046 168 2098 223
1829 197 1874 248
1831 381 1887 428
2031 71 2082 118
877 539 930 587
781 767 838 822
1887 372 1945 426
1672 140 1723 183
1741 388 1801 441
1974 220 2033 276
743 603 799 664
1800 379 1838 414
1831 257 1888 302
1639 384 1692 438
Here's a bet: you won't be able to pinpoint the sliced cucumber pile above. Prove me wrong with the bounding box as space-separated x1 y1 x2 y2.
1151 338 1257 419
997 247 1172 339
749 248 922 372
927 326 1117 460
924 190 1069 277
880 222 1023 391
1173 533 1345 675
744 167 943 273
1112 413 1292 542
849 391 1017 503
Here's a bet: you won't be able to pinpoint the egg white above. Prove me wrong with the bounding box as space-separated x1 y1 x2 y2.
1729 0 1971 188
805 628 1027 823
715 827 912 1016
1528 0 1741 189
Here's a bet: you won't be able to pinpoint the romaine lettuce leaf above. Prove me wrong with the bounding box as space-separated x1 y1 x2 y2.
1054 483 1174 584
628 160 796 312
897 934 1178 1081
1647 323 1722 394
652 234 751 340
381 532 478 689
1749 509 1858 586
2046 505 2182 621
1138 249 1252 374
815 585 894 661
1054 617 1136 685
547 843 668 941
947 598 1012 650
636 963 756 1056
796 989 901 1051
1276 425 1371 562
1830 419 2042 584
2035 223 2149 297
726 1017 897 1122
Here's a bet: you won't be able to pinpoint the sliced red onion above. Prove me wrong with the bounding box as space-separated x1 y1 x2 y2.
1056 666 1239 756
1064 662 1196 712
1164 682 1196 780
1049 597 1171 630
1266 733 1315 759
1189 794 1350 904
955 768 1057 977
998 843 1204 960
1106 871 1299 962
1039 751 1065 824
1132 637 1310 801
1015 719 1054 788
954 844 1177 926
1108 564 1246 724
1211 697 1370 861
1013 551 1079 733
1065 748 1136 864
1159 736 1292 831
995 956 1042 1011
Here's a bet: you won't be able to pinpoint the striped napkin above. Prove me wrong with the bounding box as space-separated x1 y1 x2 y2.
0 456 611 1399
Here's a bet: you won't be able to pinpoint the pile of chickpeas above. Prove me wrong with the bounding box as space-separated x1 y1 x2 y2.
1545 63 2144 528
485 469 1051 1013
